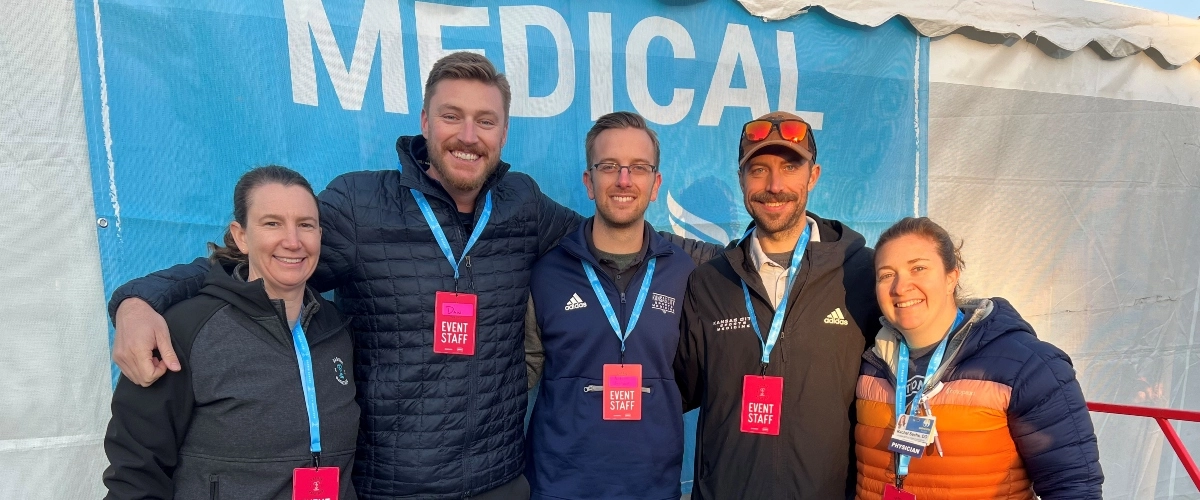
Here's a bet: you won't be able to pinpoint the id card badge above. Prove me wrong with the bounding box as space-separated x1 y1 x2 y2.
433 291 477 355
883 484 917 500
603 364 642 420
293 467 339 500
740 375 783 435
888 414 935 457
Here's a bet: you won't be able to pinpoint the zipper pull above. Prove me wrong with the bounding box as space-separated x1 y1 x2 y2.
620 292 626 304
464 255 471 268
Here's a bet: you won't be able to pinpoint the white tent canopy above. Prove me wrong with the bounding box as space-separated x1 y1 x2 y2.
739 0 1200 65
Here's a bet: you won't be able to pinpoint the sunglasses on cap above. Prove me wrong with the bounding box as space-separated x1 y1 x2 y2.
742 118 810 144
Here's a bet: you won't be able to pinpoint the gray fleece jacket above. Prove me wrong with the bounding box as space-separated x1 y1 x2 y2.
103 264 359 500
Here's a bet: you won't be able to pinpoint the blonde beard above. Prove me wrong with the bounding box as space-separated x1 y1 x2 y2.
427 152 500 193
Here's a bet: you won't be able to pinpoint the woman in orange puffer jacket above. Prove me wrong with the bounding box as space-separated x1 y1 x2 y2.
855 217 1102 499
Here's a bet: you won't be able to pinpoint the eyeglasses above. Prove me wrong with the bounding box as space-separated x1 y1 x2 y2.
590 162 658 176
742 118 810 144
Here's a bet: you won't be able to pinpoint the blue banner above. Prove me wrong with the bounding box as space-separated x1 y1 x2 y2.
75 0 927 493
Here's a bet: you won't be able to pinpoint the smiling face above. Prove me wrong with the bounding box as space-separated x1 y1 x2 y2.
420 78 508 197
874 233 961 345
230 183 321 301
584 127 662 230
739 148 820 249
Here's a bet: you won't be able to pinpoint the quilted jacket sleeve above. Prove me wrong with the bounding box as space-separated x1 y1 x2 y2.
531 181 583 256
106 258 211 321
1007 341 1103 499
309 174 359 293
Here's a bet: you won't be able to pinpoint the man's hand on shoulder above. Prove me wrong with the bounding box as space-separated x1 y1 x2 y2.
113 298 178 387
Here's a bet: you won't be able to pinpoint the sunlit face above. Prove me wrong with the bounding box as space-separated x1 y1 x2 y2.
739 149 820 240
230 183 321 300
874 234 960 338
420 79 508 194
584 127 662 229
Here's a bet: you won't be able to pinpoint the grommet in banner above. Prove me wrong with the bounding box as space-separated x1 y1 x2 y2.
97 218 109 228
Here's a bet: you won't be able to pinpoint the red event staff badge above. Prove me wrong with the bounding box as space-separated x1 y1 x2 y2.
736 224 811 436
293 467 339 500
409 188 492 356
741 375 783 435
581 257 657 421
603 363 642 420
883 484 918 500
433 292 476 355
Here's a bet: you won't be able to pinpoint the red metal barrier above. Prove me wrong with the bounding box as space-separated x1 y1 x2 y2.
1088 401 1200 491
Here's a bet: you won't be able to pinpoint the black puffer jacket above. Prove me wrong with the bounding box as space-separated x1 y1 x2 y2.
108 135 584 499
318 136 582 498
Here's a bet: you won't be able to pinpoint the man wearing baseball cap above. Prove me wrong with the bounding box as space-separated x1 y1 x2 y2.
674 111 881 499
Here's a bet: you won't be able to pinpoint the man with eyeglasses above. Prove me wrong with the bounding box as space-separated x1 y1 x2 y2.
674 111 881 499
523 111 708 500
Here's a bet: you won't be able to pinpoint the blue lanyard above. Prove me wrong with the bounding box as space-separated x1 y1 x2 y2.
411 189 493 282
894 309 965 477
290 317 322 466
581 257 656 356
739 224 812 366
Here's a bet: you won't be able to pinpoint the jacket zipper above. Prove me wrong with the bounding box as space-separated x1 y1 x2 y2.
574 245 670 363
452 207 476 493
208 475 219 500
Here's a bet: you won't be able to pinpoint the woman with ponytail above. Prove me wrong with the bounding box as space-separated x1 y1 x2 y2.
103 166 360 499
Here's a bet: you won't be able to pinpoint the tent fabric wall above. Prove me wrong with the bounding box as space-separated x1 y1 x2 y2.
0 0 112 498
929 32 1200 499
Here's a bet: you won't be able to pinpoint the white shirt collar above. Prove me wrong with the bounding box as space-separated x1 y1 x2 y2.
748 216 821 270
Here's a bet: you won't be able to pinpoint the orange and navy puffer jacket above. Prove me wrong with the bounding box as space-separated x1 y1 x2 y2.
855 298 1103 500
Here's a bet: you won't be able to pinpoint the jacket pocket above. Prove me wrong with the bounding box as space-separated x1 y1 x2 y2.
582 384 652 393
208 474 220 500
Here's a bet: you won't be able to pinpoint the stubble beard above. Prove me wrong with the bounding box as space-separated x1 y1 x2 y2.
596 205 645 231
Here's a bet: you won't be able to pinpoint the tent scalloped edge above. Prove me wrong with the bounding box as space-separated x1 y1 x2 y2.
737 0 1200 67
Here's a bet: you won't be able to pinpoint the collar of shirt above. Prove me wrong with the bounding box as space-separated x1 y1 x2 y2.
584 217 653 290
747 216 821 271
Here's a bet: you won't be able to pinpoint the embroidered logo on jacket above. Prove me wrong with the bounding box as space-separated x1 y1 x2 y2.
332 357 349 385
651 293 676 314
823 308 849 326
565 293 588 311
713 316 751 332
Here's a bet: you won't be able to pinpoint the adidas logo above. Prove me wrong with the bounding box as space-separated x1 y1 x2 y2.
823 308 849 326
565 293 588 311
